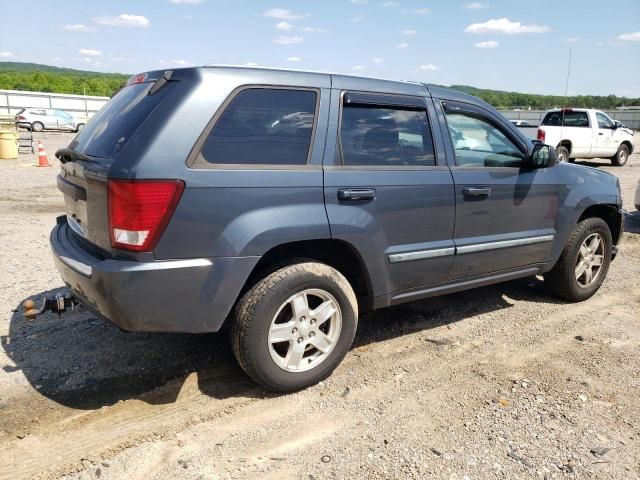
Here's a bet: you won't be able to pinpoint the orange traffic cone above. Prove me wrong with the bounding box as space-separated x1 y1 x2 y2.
36 141 51 167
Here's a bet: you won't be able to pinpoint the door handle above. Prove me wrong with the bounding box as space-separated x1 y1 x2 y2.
337 188 377 201
598 132 604 135
463 186 491 198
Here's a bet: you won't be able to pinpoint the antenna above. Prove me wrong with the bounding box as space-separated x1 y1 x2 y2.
561 50 572 133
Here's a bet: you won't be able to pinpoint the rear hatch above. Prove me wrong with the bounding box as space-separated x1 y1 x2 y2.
56 70 179 254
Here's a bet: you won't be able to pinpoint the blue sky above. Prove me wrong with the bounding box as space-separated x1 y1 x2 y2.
1 0 639 96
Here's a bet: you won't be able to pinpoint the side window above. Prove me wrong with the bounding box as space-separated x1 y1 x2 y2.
445 112 524 168
340 103 435 167
596 112 614 129
199 88 317 166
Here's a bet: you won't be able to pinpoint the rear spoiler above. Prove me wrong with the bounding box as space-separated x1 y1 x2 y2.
111 70 177 98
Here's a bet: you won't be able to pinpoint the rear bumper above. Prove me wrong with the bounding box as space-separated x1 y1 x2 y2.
50 216 259 333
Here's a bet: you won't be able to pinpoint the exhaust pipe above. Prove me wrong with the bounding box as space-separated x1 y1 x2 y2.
23 293 79 321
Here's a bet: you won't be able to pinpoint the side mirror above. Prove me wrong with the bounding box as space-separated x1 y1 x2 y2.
527 143 557 169
612 121 619 129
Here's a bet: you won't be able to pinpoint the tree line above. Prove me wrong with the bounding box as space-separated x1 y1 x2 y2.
1 62 638 109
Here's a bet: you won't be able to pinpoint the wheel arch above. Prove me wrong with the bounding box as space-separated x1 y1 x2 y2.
239 239 375 309
619 140 633 155
557 139 572 156
578 203 623 247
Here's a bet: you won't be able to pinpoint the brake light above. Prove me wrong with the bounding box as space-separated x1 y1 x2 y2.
108 179 184 252
17 115 26 120
126 72 148 86
537 128 546 142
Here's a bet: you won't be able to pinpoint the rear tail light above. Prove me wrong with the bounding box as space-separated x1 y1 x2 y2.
108 179 184 252
537 128 546 142
17 115 25 120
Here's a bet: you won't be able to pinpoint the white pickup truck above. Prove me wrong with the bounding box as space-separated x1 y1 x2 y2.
536 108 634 166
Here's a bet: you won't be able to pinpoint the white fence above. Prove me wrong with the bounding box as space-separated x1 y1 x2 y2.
1 88 638 130
0 89 109 118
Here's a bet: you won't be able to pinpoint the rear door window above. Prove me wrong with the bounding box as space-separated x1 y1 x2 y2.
339 103 435 167
70 82 171 159
196 88 318 166
541 111 589 127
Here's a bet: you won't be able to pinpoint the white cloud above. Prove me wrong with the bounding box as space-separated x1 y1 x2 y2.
474 40 498 48
63 24 96 32
352 65 365 71
618 31 640 41
273 35 304 45
286 56 302 62
169 0 205 3
395 42 409 48
0 51 14 58
350 15 364 23
373 57 383 64
463 2 489 9
300 26 329 33
409 8 430 14
562 37 580 43
379 1 399 6
595 41 604 47
94 14 150 28
419 64 439 71
244 62 259 67
263 9 309 20
401 29 417 35
464 18 550 34
276 21 293 31
172 59 193 66
79 48 102 56
350 0 368 3
185 14 193 20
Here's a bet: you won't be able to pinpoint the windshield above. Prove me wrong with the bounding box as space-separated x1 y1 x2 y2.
70 82 169 158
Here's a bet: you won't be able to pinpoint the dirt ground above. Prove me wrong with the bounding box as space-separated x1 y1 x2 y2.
0 131 639 480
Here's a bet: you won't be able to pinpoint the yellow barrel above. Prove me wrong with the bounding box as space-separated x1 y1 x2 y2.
0 129 19 159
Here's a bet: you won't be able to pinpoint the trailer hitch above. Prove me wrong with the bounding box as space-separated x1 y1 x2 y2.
23 293 79 321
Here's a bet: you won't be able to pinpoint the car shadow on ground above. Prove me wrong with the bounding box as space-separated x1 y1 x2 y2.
3 275 563 411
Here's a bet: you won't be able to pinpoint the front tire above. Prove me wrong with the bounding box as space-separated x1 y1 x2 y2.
556 146 570 163
544 218 612 302
231 261 358 392
611 144 629 166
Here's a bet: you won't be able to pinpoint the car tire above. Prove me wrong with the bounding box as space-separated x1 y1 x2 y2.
76 123 84 132
611 144 629 166
544 217 612 302
231 261 358 392
31 122 44 132
556 146 570 163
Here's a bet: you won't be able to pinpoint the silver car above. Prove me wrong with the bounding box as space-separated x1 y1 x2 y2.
15 108 85 132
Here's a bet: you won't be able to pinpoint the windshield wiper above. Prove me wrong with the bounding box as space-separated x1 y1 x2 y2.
55 148 98 164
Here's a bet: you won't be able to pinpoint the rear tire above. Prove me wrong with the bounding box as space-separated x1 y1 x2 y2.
231 261 358 392
31 122 44 132
556 146 570 163
611 144 629 166
544 218 612 302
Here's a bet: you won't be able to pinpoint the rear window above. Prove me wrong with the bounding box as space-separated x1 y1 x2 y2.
196 88 317 166
70 82 169 158
541 111 589 128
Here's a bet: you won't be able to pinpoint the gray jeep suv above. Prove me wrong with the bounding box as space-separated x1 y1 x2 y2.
51 66 623 391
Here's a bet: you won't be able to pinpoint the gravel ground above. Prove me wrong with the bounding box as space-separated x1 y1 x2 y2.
0 131 639 480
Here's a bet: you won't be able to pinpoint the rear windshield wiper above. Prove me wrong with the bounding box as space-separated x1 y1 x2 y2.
148 70 173 96
55 148 99 164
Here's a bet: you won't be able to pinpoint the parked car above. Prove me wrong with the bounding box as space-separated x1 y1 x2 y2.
49 67 623 391
537 108 634 165
15 108 86 132
510 120 532 127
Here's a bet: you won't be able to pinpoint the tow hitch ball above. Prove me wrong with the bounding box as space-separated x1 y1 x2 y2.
23 294 79 321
